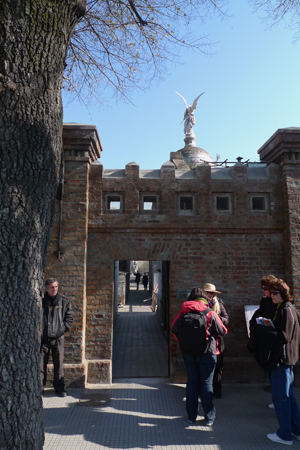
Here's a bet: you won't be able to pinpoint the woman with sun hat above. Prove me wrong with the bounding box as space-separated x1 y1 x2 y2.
203 283 229 399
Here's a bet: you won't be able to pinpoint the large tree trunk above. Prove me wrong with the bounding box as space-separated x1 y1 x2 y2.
0 1 85 448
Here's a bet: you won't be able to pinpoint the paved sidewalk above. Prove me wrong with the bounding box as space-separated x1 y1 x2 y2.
43 380 300 449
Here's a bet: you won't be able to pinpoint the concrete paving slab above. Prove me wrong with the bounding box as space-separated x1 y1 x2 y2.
43 381 300 449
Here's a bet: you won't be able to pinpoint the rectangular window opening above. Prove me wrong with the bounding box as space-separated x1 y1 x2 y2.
107 195 121 211
251 196 266 211
143 195 157 211
216 196 230 211
180 196 193 210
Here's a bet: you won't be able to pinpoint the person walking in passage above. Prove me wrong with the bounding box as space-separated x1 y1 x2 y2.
40 278 73 397
135 271 141 290
171 287 228 426
203 283 229 399
266 278 300 445
142 273 149 290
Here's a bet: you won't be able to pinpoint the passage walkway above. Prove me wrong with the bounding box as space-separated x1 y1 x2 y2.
112 287 168 378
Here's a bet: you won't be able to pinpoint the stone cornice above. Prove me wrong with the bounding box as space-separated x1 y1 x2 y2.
63 123 102 162
258 128 300 165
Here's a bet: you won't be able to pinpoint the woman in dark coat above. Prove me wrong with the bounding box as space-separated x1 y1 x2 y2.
266 278 300 445
249 274 278 335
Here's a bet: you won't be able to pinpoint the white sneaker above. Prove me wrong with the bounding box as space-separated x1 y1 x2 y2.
267 433 293 445
268 403 275 409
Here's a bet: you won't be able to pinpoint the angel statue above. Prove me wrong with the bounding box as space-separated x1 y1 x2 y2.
176 91 205 146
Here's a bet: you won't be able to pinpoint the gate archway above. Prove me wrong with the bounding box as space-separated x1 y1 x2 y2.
112 260 169 379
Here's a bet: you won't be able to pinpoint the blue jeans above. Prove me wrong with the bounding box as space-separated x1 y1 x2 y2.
268 365 300 441
183 353 217 422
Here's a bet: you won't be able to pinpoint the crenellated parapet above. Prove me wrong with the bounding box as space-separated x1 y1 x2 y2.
87 157 283 233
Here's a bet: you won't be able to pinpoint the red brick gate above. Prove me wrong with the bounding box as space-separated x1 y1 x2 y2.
45 124 300 386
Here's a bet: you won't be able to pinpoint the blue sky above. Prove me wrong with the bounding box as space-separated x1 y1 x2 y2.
62 1 300 170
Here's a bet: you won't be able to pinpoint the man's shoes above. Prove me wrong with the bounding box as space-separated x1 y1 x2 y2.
292 434 300 441
56 390 67 397
268 403 275 409
205 419 215 426
188 419 196 424
267 433 293 445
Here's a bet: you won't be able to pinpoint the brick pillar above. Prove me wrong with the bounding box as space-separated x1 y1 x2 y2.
195 164 211 217
258 128 300 303
125 162 139 215
282 163 300 301
161 161 175 215
45 124 102 387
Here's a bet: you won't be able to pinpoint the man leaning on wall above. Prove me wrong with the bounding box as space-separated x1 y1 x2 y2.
40 278 73 397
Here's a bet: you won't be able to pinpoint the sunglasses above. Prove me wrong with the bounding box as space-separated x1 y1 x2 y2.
261 287 269 291
270 290 280 296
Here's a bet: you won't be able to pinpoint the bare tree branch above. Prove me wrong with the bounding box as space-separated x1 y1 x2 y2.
251 0 300 34
63 0 229 105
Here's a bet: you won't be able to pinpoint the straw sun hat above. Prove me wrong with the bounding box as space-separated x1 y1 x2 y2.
203 283 221 294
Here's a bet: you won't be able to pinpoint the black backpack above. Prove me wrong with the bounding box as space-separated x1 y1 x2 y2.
176 309 211 356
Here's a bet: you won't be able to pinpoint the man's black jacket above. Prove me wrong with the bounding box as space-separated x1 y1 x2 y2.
41 293 73 342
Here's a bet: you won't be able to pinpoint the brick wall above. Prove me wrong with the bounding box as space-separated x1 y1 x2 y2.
44 124 300 386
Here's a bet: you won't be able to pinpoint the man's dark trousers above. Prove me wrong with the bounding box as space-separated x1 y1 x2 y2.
40 336 65 393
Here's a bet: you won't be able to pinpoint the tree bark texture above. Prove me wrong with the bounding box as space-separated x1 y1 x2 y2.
0 1 85 448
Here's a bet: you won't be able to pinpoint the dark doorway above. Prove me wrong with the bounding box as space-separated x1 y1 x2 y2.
112 260 169 379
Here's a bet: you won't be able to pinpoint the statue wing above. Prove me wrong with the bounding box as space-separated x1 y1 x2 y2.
191 92 205 111
175 91 188 109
